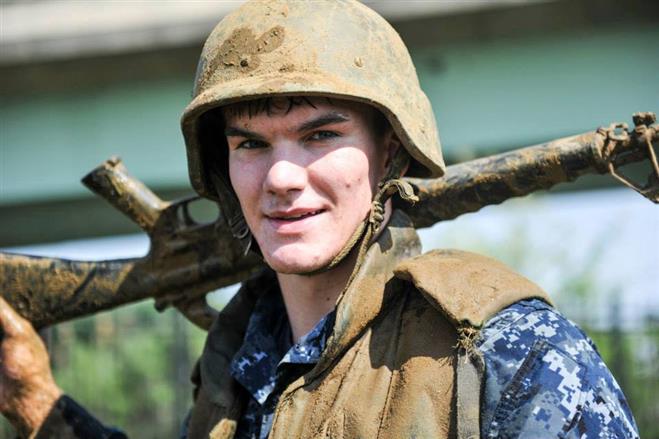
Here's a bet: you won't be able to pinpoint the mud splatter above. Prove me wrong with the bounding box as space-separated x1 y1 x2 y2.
212 26 286 74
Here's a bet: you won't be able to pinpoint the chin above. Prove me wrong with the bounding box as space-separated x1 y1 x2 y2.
262 244 333 275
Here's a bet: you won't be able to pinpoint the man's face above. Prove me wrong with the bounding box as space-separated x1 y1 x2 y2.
225 97 390 274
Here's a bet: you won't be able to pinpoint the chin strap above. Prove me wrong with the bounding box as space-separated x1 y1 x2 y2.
210 170 254 256
318 176 418 273
344 177 418 278
306 148 418 277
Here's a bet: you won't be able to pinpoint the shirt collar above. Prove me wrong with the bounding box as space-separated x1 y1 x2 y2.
230 289 335 405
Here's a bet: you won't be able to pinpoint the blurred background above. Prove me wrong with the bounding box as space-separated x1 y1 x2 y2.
1 0 657 437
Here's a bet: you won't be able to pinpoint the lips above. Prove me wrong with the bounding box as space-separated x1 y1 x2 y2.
266 209 325 221
264 208 327 234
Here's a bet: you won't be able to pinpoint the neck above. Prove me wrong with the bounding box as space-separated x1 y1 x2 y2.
277 200 394 342
277 248 358 343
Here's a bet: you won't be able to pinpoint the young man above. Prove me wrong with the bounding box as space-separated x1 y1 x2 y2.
0 1 639 438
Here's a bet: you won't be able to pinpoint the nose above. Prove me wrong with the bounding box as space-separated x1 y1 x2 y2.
263 150 308 197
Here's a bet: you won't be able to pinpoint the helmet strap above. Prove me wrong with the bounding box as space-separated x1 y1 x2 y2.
305 148 418 278
210 170 254 256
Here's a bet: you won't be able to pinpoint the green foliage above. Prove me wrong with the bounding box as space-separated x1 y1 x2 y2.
586 323 659 438
50 303 207 438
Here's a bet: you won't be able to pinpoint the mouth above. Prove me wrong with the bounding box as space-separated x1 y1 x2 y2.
266 209 325 222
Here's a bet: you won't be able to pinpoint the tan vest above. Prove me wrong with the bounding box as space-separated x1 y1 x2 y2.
187 211 550 439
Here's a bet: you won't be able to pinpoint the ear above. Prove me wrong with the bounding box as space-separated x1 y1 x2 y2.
382 128 409 177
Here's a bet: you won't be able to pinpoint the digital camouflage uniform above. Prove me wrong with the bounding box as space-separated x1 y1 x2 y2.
228 291 336 439
218 295 639 439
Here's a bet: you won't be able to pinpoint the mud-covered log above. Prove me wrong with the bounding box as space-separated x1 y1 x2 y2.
81 157 168 232
1 162 265 329
1 113 656 328
1 254 139 327
403 113 658 226
0 250 262 330
403 132 608 227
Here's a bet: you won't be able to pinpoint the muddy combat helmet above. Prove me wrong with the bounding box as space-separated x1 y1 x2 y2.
181 0 444 260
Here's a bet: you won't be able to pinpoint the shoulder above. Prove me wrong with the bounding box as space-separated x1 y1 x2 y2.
392 249 639 437
478 299 639 438
393 249 551 328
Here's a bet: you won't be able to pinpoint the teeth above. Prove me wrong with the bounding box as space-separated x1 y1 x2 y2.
277 210 320 220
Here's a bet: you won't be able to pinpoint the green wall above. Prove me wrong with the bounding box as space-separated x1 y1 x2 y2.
1 79 191 204
413 26 659 157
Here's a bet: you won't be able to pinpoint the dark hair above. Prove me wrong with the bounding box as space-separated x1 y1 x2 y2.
221 96 319 119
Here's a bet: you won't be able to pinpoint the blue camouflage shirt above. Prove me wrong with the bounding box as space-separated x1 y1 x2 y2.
478 299 638 438
230 293 639 438
230 290 335 439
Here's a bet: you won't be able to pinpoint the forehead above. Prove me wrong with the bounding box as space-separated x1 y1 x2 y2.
221 96 378 127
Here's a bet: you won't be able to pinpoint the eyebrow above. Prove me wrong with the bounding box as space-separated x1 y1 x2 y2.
296 112 350 133
224 126 266 140
224 111 351 139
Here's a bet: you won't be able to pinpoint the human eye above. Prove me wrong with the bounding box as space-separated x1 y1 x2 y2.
307 130 339 142
236 139 268 150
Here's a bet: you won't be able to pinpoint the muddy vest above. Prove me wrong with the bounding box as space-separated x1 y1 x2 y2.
187 210 550 439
